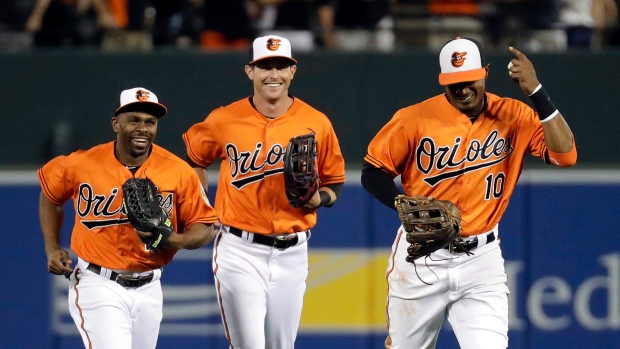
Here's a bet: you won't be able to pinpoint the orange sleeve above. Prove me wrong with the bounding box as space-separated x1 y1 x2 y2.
364 109 413 177
37 155 73 205
183 112 221 168
546 138 577 167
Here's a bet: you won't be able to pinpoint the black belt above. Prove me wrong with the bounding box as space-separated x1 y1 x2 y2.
87 263 154 288
445 231 496 252
229 227 304 250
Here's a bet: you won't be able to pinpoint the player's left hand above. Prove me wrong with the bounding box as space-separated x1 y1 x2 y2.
137 229 171 250
136 230 154 240
507 46 540 95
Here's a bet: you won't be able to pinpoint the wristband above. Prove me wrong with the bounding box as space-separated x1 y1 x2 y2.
528 84 559 122
319 191 331 207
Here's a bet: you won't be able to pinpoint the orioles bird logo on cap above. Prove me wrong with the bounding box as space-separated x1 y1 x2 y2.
136 90 150 101
451 52 467 68
266 38 281 51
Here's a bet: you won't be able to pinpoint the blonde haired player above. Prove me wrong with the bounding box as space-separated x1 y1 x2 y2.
362 37 577 348
183 35 346 348
38 87 218 349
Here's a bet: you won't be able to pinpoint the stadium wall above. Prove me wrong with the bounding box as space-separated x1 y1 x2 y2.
0 50 618 167
2 169 619 349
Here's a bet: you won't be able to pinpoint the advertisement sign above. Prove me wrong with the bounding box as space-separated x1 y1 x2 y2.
1 170 619 349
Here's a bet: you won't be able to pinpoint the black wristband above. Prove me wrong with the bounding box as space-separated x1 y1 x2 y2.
319 191 331 207
529 84 558 122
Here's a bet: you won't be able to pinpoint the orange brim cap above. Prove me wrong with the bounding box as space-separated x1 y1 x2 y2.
438 67 486 86
438 37 487 85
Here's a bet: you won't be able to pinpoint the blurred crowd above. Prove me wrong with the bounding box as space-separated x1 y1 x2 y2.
0 0 618 53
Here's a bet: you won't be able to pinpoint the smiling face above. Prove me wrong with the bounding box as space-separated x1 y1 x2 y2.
245 57 297 103
112 111 158 165
444 76 487 118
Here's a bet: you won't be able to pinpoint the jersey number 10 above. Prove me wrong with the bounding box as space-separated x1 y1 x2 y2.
484 172 506 200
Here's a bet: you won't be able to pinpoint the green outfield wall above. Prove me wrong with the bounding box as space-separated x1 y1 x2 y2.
0 49 618 167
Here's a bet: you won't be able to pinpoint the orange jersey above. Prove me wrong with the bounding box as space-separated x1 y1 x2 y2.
183 97 346 234
365 92 577 236
38 142 218 271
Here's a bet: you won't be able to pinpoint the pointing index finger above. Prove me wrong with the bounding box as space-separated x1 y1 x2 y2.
509 46 528 61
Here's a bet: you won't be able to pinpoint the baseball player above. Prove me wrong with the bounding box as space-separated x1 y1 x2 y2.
183 35 346 348
38 87 218 349
361 37 578 348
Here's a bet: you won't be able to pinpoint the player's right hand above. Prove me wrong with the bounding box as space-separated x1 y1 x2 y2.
46 248 73 276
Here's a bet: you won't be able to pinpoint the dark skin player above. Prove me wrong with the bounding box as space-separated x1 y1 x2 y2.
446 46 573 154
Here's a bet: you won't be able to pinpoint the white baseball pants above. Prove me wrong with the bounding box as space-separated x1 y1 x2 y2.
67 257 164 349
213 226 309 349
385 226 509 349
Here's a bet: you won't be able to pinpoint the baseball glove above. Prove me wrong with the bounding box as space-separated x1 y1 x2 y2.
122 178 173 252
394 195 463 262
283 130 320 207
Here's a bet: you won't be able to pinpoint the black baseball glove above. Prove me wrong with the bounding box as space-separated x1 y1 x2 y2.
283 130 320 207
122 178 173 252
394 195 464 262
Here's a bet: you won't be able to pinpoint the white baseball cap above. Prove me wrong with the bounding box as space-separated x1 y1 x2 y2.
115 87 167 118
249 35 297 65
438 37 488 86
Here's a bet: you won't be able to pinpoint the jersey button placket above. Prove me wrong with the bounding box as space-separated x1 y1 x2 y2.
266 121 274 143
460 175 471 211
265 123 276 191
459 128 475 211
267 178 278 212
119 226 126 256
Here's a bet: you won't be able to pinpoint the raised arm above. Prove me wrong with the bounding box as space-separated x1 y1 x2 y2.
507 46 575 154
